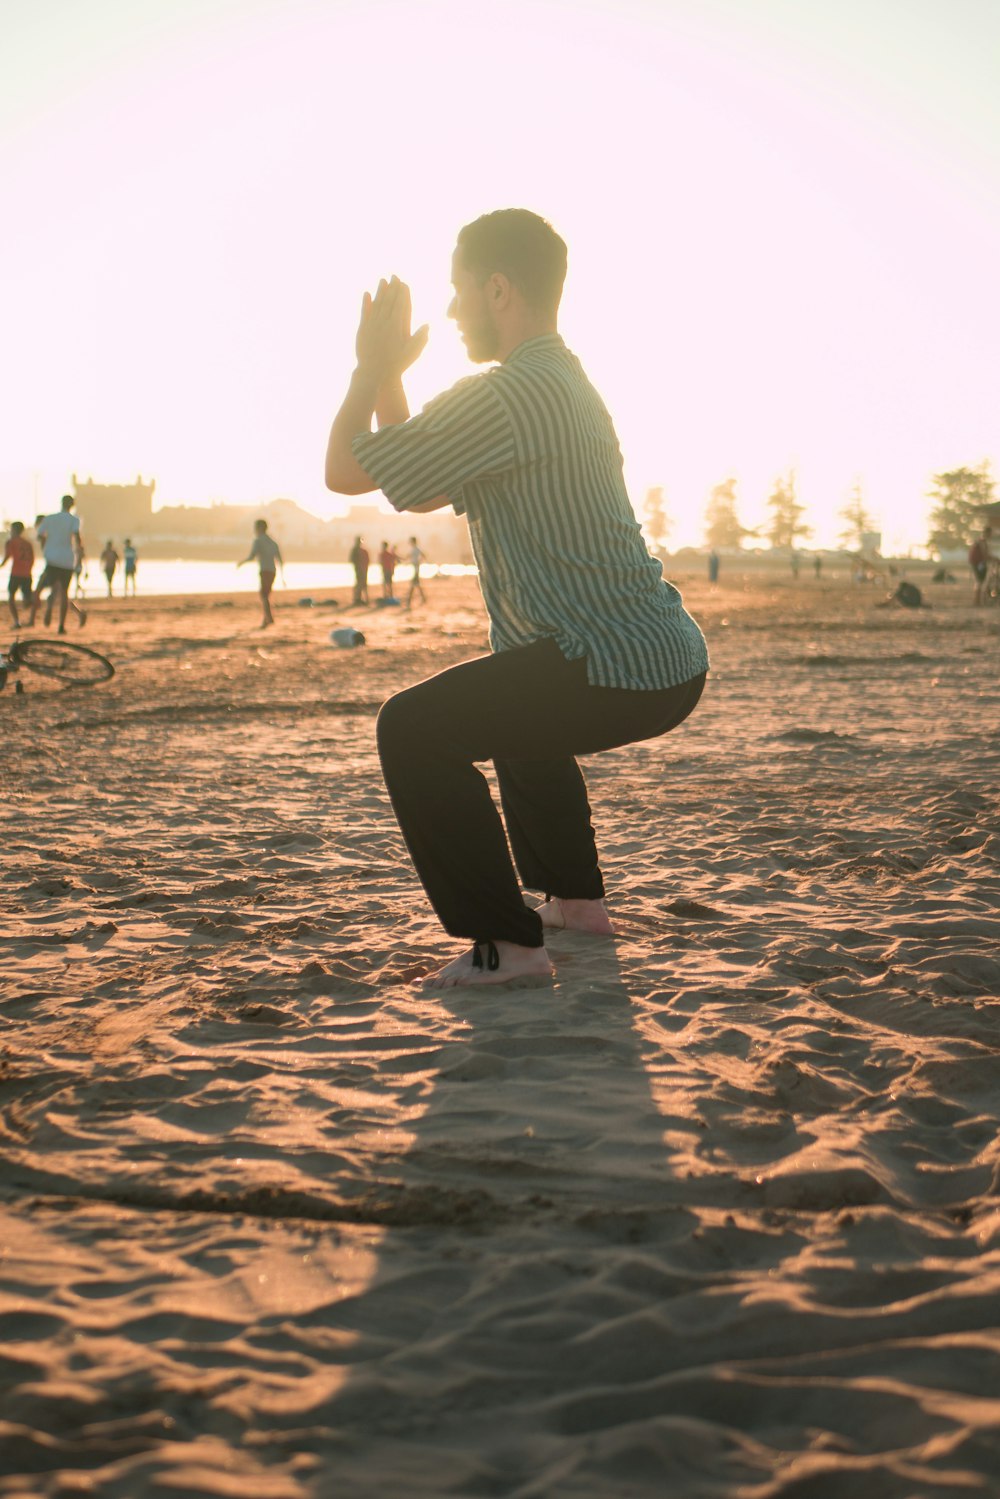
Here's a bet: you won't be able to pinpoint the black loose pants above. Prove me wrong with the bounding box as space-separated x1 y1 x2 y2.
376 638 705 949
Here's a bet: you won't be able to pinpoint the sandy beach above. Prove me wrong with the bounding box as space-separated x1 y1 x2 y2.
2 569 999 1498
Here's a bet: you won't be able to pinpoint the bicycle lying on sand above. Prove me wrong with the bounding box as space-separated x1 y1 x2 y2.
0 637 115 694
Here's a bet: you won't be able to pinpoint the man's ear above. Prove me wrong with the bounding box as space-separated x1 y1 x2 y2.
488 272 511 308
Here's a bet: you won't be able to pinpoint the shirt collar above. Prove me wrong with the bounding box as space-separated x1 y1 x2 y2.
502 332 565 365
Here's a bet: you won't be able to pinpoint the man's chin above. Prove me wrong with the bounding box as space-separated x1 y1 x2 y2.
461 331 499 364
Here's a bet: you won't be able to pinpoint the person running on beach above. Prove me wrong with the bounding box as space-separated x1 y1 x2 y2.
968 525 994 606
30 496 86 633
405 536 426 609
237 518 282 629
2 521 34 629
378 540 398 600
349 536 370 606
123 538 138 596
324 209 708 988
100 540 120 597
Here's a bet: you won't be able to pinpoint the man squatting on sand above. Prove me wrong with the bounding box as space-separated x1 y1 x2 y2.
325 210 709 988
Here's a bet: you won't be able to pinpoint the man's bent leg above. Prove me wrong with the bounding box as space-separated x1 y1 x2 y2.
494 757 604 902
377 682 544 948
377 645 705 953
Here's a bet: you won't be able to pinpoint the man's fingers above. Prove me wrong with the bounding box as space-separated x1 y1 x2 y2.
400 324 429 370
370 277 401 327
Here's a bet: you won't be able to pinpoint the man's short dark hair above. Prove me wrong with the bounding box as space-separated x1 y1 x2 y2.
61 494 75 509
456 209 567 313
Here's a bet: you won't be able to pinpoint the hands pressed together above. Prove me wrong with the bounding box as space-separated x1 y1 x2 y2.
355 276 429 386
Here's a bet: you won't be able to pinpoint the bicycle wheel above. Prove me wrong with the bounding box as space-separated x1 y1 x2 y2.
11 638 115 685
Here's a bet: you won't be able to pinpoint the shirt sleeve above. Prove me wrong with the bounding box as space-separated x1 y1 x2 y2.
351 374 515 516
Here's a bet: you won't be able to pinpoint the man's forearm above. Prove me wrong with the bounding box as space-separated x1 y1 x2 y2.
325 366 382 493
376 378 409 429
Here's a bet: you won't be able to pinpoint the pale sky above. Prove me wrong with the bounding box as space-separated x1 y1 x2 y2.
1 0 998 552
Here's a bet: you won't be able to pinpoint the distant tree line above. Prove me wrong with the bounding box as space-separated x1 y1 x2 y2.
641 459 996 556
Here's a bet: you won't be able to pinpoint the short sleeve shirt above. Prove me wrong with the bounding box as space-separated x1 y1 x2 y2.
250 534 281 571
352 335 708 690
39 511 80 569
5 537 33 577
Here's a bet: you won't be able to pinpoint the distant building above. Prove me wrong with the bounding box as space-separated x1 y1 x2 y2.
73 474 155 542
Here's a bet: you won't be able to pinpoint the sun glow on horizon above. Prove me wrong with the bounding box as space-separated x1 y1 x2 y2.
2 0 999 553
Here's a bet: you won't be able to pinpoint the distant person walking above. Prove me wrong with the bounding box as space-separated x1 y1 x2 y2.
123 538 138 596
405 536 426 609
238 518 283 628
100 540 120 597
708 548 720 584
30 495 86 633
813 555 822 580
378 540 398 599
969 525 994 606
324 209 708 988
349 535 370 605
73 540 87 598
2 521 34 630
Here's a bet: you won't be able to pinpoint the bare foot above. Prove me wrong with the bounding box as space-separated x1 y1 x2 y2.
418 940 553 990
539 897 614 935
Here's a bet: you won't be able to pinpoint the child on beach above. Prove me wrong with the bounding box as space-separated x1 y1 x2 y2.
349 537 370 606
324 210 708 988
969 526 994 606
2 522 34 629
123 539 138 596
237 519 283 629
378 541 398 600
405 537 426 609
100 541 120 597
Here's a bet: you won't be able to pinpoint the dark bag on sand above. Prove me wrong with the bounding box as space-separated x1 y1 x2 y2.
895 581 922 608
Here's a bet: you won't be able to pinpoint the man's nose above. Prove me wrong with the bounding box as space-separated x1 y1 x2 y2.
446 296 457 320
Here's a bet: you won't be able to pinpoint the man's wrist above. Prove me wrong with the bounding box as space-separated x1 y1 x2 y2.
352 363 388 394
376 375 405 398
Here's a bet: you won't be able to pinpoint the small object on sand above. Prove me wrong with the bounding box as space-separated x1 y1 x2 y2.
298 597 314 607
894 582 923 608
330 627 366 648
877 581 926 609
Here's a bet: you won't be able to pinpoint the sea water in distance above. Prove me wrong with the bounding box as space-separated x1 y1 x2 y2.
71 559 478 599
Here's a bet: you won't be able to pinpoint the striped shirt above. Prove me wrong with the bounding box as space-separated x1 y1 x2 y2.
352 333 708 690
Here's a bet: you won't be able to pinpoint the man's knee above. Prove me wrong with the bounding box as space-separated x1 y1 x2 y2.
377 683 449 765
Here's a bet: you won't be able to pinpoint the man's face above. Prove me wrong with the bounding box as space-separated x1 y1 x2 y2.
448 249 499 363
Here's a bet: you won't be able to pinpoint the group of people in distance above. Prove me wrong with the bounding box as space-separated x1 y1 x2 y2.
236 522 432 628
2 494 88 632
348 535 426 608
236 521 431 629
0 495 143 631
97 538 139 598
